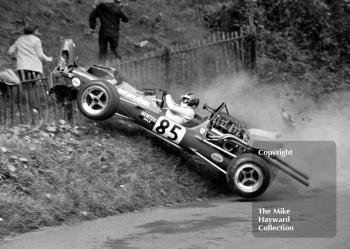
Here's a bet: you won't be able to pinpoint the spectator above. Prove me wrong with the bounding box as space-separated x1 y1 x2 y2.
89 0 129 60
8 24 53 112
8 24 53 82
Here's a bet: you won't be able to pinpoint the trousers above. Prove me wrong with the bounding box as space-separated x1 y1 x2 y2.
98 35 120 59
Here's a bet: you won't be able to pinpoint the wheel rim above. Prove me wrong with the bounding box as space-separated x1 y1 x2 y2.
234 163 263 193
81 85 109 115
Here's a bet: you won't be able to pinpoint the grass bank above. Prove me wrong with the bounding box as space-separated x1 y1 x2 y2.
0 119 227 239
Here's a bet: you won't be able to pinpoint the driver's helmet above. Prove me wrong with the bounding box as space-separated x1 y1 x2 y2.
180 93 199 108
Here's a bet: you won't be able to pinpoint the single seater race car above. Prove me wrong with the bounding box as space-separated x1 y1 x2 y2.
49 39 309 198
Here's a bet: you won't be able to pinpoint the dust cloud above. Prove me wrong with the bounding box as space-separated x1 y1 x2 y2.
195 72 297 132
194 72 350 190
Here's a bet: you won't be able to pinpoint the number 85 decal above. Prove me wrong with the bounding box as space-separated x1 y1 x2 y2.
152 117 186 144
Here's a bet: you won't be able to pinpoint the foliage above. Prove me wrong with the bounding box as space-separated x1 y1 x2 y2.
203 0 251 32
203 0 350 96
204 0 350 67
258 0 350 66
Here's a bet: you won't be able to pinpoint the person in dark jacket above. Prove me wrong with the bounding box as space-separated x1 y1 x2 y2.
89 0 129 60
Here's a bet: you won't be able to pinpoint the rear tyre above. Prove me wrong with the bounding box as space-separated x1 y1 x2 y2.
226 153 270 198
77 80 119 121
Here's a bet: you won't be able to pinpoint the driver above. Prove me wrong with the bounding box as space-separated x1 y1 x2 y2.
164 92 199 124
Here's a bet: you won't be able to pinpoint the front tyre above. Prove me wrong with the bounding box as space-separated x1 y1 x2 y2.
77 80 119 121
226 153 270 198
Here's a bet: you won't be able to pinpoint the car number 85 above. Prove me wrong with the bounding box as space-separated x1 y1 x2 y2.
152 117 186 144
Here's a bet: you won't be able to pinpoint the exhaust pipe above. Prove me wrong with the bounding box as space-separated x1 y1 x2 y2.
273 155 309 180
264 156 310 187
214 134 310 186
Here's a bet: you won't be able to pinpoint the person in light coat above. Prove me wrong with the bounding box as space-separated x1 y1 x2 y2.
8 24 53 110
9 24 53 81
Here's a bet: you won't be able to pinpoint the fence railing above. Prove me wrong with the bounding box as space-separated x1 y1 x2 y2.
0 77 83 127
117 28 254 91
0 29 255 127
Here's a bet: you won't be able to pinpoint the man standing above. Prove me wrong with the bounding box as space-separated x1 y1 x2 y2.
89 0 129 60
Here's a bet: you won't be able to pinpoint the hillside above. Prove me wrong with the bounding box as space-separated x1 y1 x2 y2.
0 0 234 239
0 0 230 72
0 119 227 239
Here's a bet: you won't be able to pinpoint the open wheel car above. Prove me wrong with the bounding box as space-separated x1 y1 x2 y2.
49 39 310 198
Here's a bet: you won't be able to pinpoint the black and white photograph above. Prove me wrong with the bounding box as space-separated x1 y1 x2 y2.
0 0 349 248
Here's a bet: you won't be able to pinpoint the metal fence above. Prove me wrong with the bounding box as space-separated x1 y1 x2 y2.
0 77 82 127
0 29 255 127
117 28 255 92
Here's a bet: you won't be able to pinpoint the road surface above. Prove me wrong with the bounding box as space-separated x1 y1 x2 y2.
1 186 349 249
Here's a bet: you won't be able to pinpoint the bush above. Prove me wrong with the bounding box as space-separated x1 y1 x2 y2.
204 0 350 69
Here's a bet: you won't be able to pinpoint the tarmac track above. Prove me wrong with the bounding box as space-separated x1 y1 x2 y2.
1 185 349 249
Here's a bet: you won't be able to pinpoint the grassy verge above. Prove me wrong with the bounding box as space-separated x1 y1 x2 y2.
0 119 227 239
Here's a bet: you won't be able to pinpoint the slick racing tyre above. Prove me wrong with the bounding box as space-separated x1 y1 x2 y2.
77 80 119 121
226 153 270 198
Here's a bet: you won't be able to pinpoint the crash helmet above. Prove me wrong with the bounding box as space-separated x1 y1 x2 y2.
180 93 199 108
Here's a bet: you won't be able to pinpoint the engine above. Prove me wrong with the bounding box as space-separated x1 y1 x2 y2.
212 113 247 139
210 113 249 153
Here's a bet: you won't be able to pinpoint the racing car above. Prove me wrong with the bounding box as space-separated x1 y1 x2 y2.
49 39 310 198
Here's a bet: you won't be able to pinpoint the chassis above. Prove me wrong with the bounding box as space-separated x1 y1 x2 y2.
49 39 309 198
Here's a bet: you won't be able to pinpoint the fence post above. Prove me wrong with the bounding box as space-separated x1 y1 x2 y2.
180 44 186 88
140 57 145 88
131 60 137 86
0 87 4 126
161 46 171 89
239 28 245 70
223 32 231 74
189 40 197 88
247 0 258 72
245 27 257 72
9 87 14 127
217 32 225 75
